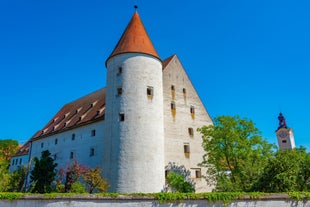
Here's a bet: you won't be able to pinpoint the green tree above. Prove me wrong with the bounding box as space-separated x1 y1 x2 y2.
0 139 19 161
64 159 87 192
198 115 275 192
30 150 57 193
82 167 109 193
8 166 27 192
0 160 10 192
253 147 310 192
164 162 195 193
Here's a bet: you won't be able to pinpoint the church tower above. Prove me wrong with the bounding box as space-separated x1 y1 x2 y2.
276 113 296 150
103 11 165 193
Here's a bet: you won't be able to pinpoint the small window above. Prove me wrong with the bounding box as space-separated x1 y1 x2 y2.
117 66 122 76
19 158 22 165
54 154 57 160
184 143 190 153
119 113 125 122
117 87 122 95
190 106 195 114
147 86 154 97
171 85 175 91
70 151 74 159
90 148 95 157
188 127 194 136
183 88 186 94
41 143 44 148
195 169 202 178
171 101 176 110
91 130 96 137
165 170 169 178
55 139 58 145
72 134 75 141
282 140 287 143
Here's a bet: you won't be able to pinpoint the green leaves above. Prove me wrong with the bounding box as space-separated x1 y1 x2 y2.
198 115 276 192
30 150 57 193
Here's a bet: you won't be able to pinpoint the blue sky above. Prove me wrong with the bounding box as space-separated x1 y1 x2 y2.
1 0 310 149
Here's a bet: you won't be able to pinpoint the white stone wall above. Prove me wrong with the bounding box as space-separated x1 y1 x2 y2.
1 197 308 207
29 121 105 178
163 55 213 192
105 53 165 193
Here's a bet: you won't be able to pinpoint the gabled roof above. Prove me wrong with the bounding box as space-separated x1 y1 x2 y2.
15 54 176 157
32 88 106 141
106 12 160 65
162 54 176 69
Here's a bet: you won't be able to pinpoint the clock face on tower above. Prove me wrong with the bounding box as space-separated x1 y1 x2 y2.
278 130 288 139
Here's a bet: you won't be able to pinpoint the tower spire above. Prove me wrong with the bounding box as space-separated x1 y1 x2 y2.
105 11 160 66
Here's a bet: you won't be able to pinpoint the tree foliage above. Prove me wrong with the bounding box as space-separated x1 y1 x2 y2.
198 115 275 192
253 147 310 192
30 150 57 193
0 139 19 161
82 167 109 193
64 159 87 192
164 162 195 193
8 167 27 192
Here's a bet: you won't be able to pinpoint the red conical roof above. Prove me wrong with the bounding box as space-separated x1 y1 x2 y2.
106 12 160 65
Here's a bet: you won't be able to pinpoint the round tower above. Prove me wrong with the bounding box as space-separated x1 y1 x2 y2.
103 11 165 193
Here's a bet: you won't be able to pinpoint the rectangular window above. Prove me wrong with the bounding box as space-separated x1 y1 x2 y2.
55 139 58 145
54 154 57 160
90 148 95 157
70 151 74 159
147 86 154 98
72 133 75 141
171 85 175 91
41 143 44 148
190 106 195 114
183 88 186 94
184 144 190 153
117 87 122 95
119 113 125 122
171 101 176 110
195 169 202 178
282 140 287 143
19 158 22 165
117 66 122 76
188 127 194 136
91 130 96 137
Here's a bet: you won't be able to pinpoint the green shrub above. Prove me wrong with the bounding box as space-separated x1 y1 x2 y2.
70 182 86 193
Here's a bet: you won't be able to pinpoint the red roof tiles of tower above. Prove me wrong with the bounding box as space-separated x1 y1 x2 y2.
106 12 160 65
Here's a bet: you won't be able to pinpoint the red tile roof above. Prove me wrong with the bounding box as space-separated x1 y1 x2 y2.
106 12 160 65
162 54 176 69
14 54 176 157
32 88 105 141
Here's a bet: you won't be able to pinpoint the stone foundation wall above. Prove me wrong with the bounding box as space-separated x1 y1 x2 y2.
0 195 309 207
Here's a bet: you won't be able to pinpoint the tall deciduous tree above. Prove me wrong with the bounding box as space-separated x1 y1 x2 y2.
198 115 275 192
0 139 19 161
30 150 57 193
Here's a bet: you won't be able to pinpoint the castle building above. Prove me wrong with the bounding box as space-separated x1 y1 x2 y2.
10 11 213 193
276 113 296 150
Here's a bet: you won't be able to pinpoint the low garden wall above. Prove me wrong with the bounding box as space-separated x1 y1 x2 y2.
0 194 310 207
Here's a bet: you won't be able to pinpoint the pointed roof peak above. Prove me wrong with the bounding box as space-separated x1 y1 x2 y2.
106 11 160 65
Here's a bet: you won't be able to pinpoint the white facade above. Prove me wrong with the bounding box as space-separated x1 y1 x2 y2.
104 53 165 193
10 11 214 193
